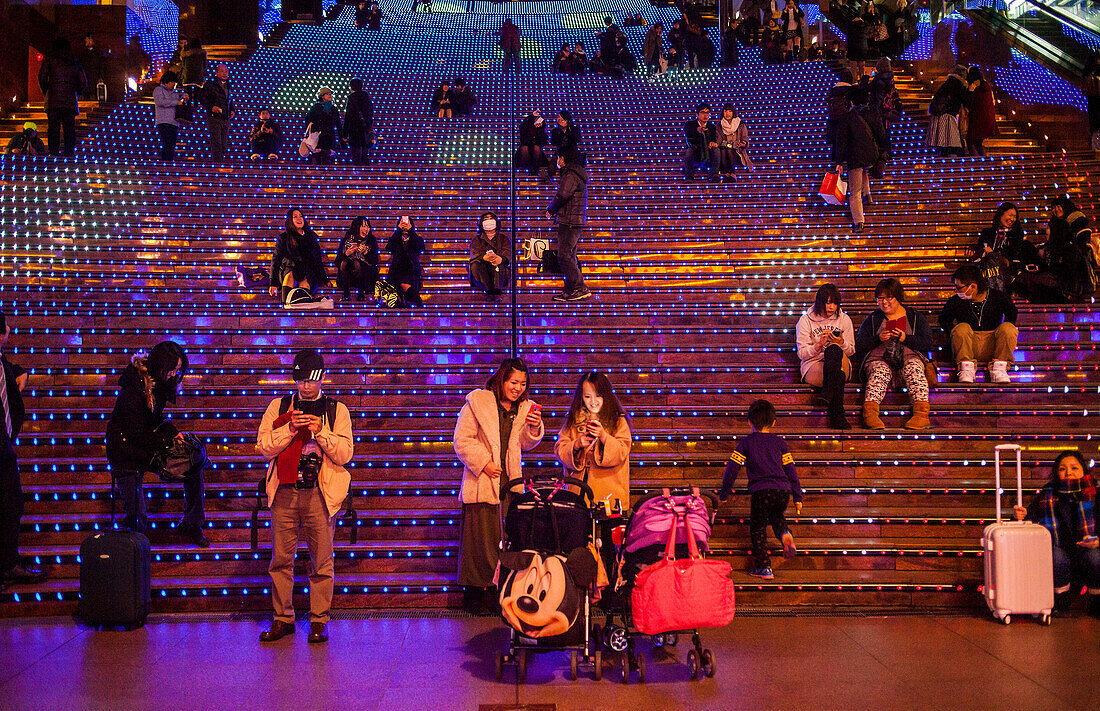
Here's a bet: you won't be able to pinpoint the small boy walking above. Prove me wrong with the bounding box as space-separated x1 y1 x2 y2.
719 399 803 579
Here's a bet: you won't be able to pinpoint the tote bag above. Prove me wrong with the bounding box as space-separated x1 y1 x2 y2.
818 171 847 206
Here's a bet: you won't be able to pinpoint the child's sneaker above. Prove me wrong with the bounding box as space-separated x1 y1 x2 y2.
749 566 774 580
781 532 797 559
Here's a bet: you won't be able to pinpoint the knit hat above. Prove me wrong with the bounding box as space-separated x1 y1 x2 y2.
22 122 37 132
951 64 968 80
292 349 325 381
317 86 333 100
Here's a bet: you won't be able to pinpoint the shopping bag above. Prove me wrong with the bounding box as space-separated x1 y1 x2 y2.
818 171 847 206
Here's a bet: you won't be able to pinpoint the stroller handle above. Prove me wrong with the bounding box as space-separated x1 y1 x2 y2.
633 487 721 519
505 474 595 505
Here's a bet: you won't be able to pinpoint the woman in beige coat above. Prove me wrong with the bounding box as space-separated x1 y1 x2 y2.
453 358 544 613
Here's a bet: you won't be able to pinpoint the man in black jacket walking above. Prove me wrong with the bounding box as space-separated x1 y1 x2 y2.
545 149 590 302
683 103 719 182
0 313 46 585
201 64 236 162
37 37 87 157
343 78 375 166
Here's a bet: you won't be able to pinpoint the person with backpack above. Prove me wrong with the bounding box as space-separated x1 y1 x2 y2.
832 87 884 233
5 123 47 157
257 349 353 644
825 68 855 151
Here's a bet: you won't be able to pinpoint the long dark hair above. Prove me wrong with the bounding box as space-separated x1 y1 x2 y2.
989 202 1021 236
345 216 377 246
564 371 628 432
478 211 501 237
812 283 842 317
285 207 309 236
486 358 530 404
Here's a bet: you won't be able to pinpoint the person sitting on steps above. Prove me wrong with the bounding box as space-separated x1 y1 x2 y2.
938 263 1018 384
386 215 425 307
269 208 328 305
795 284 855 430
854 278 935 430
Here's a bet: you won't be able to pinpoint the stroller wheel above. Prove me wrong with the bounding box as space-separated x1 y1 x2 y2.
608 626 629 653
592 650 603 681
495 652 504 682
652 633 665 648
666 633 679 647
517 650 528 683
620 653 631 684
687 649 700 680
702 649 716 678
637 652 647 683
570 651 578 681
591 623 603 652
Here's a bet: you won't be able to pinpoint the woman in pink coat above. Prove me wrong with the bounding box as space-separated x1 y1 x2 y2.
453 358 545 614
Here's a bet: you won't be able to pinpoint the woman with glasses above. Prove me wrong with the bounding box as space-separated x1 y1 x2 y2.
853 278 935 430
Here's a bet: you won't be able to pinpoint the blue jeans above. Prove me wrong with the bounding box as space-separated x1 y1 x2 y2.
1052 543 1100 591
116 469 205 532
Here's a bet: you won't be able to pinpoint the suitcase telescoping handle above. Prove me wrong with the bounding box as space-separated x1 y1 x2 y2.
994 443 1023 524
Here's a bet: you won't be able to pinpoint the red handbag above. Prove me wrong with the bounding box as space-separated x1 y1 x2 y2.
630 510 735 634
818 171 848 206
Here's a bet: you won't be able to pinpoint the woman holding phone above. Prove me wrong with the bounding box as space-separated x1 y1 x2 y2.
452 358 545 614
853 278 935 430
795 284 856 430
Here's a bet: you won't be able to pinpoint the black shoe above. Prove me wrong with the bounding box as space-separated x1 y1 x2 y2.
565 287 592 302
308 622 328 643
552 291 569 303
863 195 873 205
852 223 864 234
1054 591 1075 612
259 620 295 642
1088 594 1100 619
828 412 852 430
1 563 48 584
178 524 211 548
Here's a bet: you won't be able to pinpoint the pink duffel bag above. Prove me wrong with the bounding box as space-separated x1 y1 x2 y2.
630 510 735 634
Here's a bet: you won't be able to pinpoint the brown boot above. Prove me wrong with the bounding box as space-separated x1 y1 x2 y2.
862 400 885 430
905 401 931 430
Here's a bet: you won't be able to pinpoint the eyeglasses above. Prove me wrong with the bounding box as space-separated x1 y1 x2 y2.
876 296 896 303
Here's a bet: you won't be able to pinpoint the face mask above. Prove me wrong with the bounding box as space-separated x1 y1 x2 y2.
956 286 975 301
482 219 497 232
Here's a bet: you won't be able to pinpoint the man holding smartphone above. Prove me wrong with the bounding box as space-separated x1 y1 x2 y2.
257 349 353 644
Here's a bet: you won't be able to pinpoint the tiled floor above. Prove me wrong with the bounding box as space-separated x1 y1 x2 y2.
0 611 1097 711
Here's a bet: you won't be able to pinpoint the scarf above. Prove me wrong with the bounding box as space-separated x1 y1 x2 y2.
720 116 741 142
1035 474 1096 546
273 408 313 485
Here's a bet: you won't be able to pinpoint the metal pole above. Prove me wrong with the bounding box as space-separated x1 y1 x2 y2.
509 64 518 358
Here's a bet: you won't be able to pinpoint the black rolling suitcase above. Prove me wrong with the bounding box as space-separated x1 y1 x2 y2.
77 531 152 629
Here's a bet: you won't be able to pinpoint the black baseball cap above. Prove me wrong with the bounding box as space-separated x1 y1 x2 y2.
292 349 325 381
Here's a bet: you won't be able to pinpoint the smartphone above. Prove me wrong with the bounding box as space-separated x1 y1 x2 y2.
831 328 842 337
529 403 542 418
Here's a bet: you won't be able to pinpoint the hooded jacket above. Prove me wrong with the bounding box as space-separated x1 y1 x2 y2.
794 307 856 380
270 211 327 288
547 162 588 226
453 389 544 505
832 107 881 169
257 393 353 518
105 352 183 472
343 90 374 145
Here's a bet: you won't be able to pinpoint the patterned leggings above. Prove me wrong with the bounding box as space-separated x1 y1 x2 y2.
750 489 791 568
864 359 929 403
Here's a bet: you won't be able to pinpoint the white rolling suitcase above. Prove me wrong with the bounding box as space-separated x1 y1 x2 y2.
982 444 1054 625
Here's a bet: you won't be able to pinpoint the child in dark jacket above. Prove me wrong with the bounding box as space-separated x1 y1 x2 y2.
719 399 803 579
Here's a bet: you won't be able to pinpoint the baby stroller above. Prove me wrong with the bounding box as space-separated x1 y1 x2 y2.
597 487 725 682
495 475 603 682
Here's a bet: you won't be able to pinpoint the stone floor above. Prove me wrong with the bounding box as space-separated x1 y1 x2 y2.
0 610 1097 711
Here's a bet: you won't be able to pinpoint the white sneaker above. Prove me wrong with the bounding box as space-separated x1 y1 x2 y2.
989 360 1011 383
957 361 977 384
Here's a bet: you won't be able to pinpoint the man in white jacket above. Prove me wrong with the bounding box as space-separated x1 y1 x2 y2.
257 349 353 644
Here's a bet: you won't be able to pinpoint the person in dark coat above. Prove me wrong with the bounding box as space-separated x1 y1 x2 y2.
868 59 902 157
386 216 426 307
343 78 375 165
469 211 510 300
200 63 236 162
451 77 476 117
926 65 969 157
305 86 342 165
780 0 805 62
965 67 998 156
570 42 589 75
668 20 686 68
683 102 719 182
431 81 453 118
366 1 382 29
249 109 281 161
598 16 625 69
105 340 208 546
545 149 590 302
124 34 151 85
5 123 47 157
833 88 883 233
269 208 328 303
550 110 581 170
0 313 46 584
335 216 380 301
972 202 1038 295
79 35 105 100
1016 217 1096 303
518 109 549 177
179 38 207 94
554 43 572 74
825 69 855 150
643 23 664 75
37 37 87 157
847 17 868 79
500 19 521 73
1084 53 1100 137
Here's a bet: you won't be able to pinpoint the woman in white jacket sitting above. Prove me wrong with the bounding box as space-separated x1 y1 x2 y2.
796 284 856 429
453 358 545 614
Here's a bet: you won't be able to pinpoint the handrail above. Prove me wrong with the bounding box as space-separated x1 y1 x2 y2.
509 54 519 358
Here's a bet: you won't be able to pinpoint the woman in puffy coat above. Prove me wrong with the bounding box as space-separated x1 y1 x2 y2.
453 358 544 614
269 208 328 303
795 284 855 430
965 67 998 156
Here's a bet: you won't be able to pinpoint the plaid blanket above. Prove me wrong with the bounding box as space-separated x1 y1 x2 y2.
1035 474 1096 546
